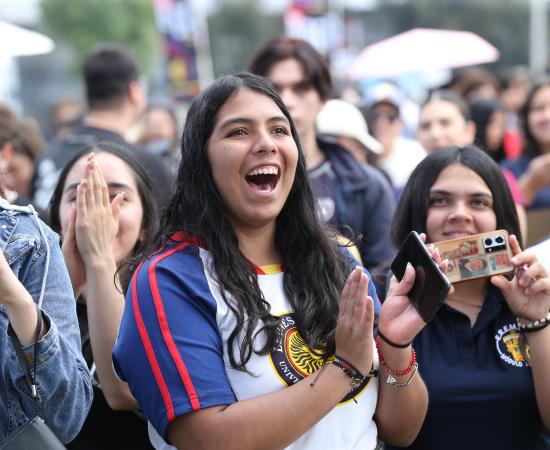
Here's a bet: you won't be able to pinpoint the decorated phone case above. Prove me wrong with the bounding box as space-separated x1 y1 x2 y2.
433 230 515 283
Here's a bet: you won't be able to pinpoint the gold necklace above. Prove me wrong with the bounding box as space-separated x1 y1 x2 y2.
446 297 483 309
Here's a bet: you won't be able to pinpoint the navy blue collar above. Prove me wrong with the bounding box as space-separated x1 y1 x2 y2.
440 284 507 335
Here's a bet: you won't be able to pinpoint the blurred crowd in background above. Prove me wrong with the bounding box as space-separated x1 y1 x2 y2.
2 1 550 449
2 0 550 251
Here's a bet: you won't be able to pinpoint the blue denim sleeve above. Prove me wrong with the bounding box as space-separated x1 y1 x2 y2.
5 224 93 443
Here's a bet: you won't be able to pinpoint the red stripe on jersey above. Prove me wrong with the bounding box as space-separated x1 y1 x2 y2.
132 261 175 420
253 263 266 275
149 243 202 411
170 231 204 247
169 233 277 275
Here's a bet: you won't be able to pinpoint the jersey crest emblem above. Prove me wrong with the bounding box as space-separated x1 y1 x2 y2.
269 312 373 403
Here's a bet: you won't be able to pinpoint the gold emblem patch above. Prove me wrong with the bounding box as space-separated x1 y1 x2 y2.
495 323 530 367
270 312 373 403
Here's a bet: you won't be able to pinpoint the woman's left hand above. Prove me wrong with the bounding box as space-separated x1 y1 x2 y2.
491 234 550 320
378 235 449 344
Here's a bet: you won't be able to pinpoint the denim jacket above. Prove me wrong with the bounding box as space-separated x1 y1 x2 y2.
0 198 93 443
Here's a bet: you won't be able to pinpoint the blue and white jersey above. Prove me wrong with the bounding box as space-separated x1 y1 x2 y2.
113 233 380 450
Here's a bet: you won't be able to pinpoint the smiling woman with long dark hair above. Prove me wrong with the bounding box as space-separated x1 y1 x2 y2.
113 73 434 450
389 145 550 450
502 78 550 208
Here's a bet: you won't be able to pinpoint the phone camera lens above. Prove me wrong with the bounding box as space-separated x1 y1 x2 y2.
495 236 504 244
484 238 493 246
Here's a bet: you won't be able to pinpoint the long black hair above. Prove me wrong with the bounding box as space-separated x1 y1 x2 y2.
519 78 550 157
470 97 505 162
392 145 522 247
139 72 352 371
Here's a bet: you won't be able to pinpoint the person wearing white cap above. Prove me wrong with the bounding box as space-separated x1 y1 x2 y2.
316 99 384 165
250 37 397 270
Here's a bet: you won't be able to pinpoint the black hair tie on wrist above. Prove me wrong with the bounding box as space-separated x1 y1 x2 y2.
378 330 412 349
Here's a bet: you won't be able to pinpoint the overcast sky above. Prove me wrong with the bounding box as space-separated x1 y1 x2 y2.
0 0 378 25
0 0 40 24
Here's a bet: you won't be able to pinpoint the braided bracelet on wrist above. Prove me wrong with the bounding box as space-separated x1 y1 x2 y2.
331 356 378 403
334 355 377 381
517 311 550 333
309 356 378 397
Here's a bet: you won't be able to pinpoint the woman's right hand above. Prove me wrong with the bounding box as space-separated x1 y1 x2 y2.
75 154 123 267
379 237 449 345
334 267 375 376
61 203 86 297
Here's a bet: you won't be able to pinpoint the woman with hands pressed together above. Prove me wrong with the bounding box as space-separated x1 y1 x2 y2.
49 144 158 449
388 145 550 450
112 73 431 450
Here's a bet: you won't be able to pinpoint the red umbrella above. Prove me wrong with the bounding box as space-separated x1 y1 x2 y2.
348 28 499 80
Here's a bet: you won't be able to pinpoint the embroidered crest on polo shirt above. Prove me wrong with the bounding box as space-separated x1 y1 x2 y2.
495 323 530 367
269 312 372 404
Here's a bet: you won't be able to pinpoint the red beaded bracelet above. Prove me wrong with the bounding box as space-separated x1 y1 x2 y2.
375 335 416 376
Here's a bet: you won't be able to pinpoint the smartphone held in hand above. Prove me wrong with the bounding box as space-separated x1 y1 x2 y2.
433 230 514 284
391 231 451 323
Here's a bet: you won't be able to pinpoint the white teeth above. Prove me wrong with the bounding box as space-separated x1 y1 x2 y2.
247 166 279 176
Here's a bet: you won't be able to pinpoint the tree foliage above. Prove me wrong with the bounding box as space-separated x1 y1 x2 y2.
208 0 284 76
40 0 159 73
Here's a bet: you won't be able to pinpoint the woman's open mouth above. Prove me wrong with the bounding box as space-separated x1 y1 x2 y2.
245 166 280 192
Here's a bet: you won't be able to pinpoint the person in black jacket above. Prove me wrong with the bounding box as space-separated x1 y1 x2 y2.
32 43 174 213
250 37 396 270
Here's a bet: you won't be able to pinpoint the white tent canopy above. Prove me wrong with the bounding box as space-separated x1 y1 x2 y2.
0 19 54 58
0 19 54 110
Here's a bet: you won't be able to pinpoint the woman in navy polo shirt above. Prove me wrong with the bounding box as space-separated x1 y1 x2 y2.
389 145 550 450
